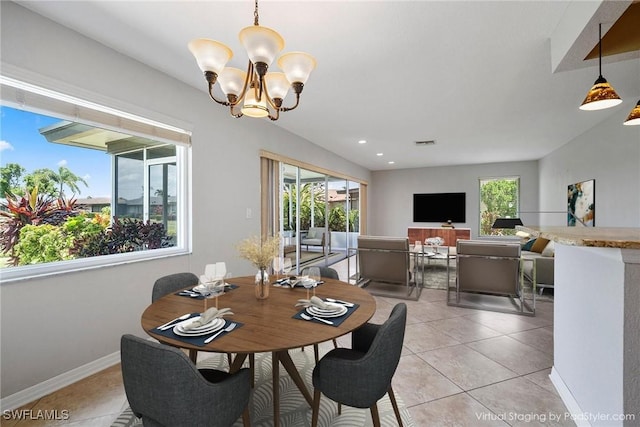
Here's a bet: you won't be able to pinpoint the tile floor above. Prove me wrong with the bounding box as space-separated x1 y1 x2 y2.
6 258 574 426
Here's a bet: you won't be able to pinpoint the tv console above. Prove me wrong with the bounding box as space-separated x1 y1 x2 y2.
408 227 471 247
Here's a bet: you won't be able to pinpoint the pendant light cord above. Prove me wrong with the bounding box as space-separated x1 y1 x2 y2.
598 23 602 78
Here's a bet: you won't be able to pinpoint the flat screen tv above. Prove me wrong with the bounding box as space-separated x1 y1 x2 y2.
413 192 466 223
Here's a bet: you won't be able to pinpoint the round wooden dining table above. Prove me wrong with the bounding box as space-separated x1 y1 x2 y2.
141 276 376 427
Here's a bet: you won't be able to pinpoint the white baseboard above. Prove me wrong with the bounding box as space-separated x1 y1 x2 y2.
1 351 121 411
549 366 592 427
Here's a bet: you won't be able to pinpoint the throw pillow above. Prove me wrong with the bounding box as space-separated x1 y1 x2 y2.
306 230 316 239
522 238 536 251
530 237 550 253
541 240 555 257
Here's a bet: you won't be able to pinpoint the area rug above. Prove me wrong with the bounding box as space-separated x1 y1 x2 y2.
111 347 415 427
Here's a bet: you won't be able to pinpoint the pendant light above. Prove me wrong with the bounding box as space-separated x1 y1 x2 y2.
623 100 640 125
579 23 622 111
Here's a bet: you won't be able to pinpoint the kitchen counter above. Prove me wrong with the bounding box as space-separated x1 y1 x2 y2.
519 226 640 426
516 226 640 249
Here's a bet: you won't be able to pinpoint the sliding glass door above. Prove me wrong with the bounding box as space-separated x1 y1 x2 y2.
279 163 361 273
260 151 367 276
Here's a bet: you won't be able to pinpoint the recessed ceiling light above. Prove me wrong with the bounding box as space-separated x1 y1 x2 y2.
388 161 395 164
358 139 367 144
376 153 383 156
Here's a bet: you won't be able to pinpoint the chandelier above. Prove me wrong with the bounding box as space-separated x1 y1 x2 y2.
188 0 316 121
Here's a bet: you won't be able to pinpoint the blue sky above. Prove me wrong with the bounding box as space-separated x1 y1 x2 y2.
0 106 111 197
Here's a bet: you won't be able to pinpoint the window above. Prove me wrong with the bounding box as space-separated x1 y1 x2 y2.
0 77 191 281
479 177 519 236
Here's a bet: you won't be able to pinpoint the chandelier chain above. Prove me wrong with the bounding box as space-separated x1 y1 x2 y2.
254 0 259 26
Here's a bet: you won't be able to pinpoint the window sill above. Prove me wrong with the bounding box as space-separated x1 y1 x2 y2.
0 247 191 284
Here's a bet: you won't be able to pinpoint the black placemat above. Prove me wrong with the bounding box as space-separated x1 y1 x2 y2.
150 315 242 347
175 284 239 299
292 301 359 327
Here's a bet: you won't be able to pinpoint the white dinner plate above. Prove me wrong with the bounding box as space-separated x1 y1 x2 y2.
307 303 348 318
174 317 224 336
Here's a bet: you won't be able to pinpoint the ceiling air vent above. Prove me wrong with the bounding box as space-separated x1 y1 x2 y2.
415 140 436 146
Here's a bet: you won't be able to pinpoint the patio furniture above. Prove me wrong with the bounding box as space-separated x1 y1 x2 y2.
301 227 330 253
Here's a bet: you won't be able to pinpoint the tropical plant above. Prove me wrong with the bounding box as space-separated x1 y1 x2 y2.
0 163 26 197
13 224 71 265
328 206 346 231
480 178 519 236
348 209 360 232
0 187 55 263
52 166 88 197
71 217 169 257
63 213 106 242
23 169 58 197
0 188 79 265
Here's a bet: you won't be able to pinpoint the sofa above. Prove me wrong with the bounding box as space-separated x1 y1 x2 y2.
520 237 555 294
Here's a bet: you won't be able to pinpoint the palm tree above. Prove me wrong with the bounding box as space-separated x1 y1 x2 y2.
53 166 88 197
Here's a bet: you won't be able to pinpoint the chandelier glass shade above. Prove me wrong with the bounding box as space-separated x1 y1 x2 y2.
623 100 640 126
188 0 316 120
579 23 622 111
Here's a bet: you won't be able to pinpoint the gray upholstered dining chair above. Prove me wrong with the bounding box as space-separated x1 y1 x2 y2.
152 272 199 302
301 266 340 280
301 266 341 359
311 303 407 427
152 272 253 383
121 334 251 427
152 273 202 362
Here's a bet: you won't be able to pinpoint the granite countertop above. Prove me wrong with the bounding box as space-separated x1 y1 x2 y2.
516 226 640 249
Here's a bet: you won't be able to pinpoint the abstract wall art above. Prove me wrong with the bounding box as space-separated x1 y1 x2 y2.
567 179 595 227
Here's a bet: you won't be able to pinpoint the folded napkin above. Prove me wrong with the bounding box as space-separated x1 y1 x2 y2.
195 279 226 293
295 295 331 310
182 307 233 330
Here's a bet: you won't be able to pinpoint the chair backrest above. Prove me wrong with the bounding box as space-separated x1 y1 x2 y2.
456 240 521 295
351 303 407 405
121 334 250 427
357 235 410 284
301 266 339 280
152 272 199 302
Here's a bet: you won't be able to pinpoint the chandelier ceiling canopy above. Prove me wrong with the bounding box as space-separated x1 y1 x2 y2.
188 0 316 121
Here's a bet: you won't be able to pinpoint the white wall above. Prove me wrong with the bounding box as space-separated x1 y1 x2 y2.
368 161 539 238
538 101 640 227
0 2 370 399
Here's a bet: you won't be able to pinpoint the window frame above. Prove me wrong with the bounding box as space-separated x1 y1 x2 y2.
0 77 192 283
478 176 521 237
